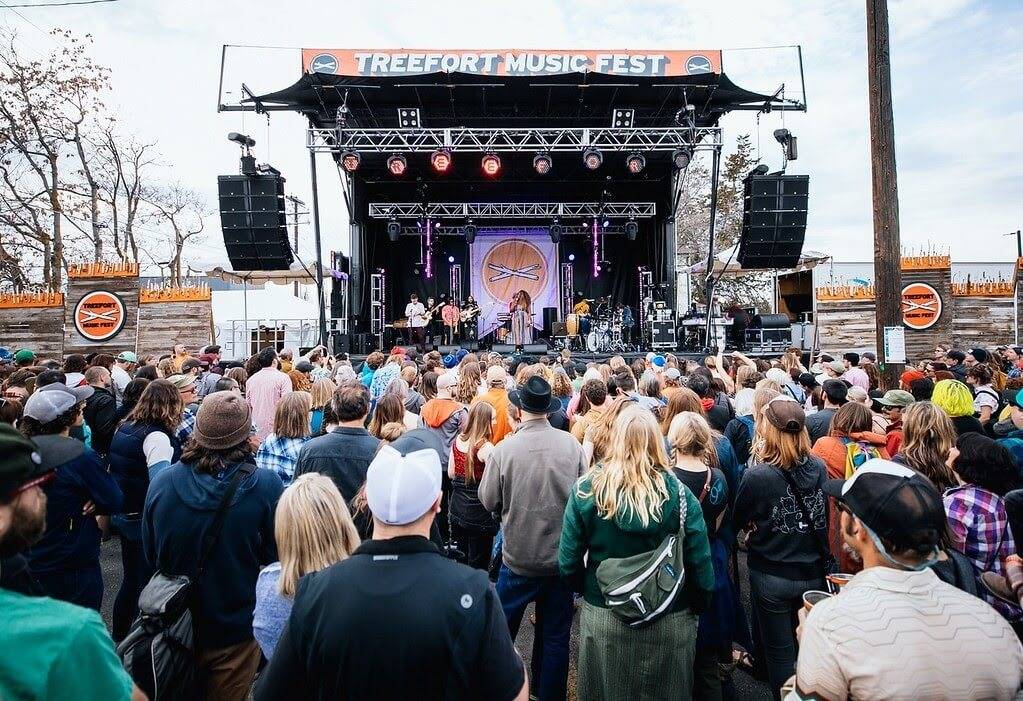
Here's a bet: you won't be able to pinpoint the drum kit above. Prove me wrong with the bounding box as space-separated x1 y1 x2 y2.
563 310 629 353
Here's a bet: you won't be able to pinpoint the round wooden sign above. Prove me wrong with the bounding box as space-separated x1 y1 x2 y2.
73 290 127 342
480 239 549 304
901 282 942 330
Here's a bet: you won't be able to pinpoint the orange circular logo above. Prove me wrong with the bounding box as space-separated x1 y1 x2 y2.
480 239 549 303
901 283 942 330
73 290 127 342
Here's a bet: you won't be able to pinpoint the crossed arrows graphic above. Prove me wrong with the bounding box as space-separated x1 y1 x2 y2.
487 262 540 282
80 310 118 323
902 299 937 314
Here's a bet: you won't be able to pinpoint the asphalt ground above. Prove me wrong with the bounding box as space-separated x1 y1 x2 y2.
98 537 773 700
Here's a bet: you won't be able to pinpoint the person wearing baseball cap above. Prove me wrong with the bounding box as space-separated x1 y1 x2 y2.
0 424 145 700
791 459 1023 700
110 351 138 408
876 389 914 455
254 442 526 701
145 390 283 697
19 383 123 611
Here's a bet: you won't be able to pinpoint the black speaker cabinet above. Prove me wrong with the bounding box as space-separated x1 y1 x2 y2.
737 174 809 269
218 174 294 270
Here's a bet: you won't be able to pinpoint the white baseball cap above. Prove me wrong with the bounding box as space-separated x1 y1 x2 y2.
366 445 442 525
23 383 93 423
436 372 458 391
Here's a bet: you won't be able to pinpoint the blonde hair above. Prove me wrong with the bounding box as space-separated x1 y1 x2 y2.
752 408 811 469
668 412 717 467
309 378 336 410
274 473 360 597
583 407 671 528
587 395 637 466
456 363 482 405
273 391 312 439
458 402 495 481
899 401 958 491
379 421 407 443
932 379 974 418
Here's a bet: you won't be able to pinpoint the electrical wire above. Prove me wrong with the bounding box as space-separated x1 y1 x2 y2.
1 0 117 7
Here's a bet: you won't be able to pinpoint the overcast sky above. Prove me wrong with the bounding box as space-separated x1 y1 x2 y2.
3 0 1021 271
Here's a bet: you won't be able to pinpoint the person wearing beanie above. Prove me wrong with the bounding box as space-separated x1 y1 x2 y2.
255 444 526 701
143 391 284 700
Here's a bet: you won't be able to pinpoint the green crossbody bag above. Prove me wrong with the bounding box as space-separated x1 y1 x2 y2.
594 478 691 628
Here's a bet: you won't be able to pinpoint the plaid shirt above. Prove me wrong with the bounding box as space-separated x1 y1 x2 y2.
945 484 1021 618
176 406 197 445
255 434 310 486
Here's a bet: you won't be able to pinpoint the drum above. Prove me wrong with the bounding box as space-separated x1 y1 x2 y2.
586 330 607 352
565 313 580 337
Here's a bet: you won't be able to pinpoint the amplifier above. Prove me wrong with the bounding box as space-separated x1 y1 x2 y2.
651 320 676 349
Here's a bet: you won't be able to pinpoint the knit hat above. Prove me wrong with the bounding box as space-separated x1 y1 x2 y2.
900 369 926 388
192 391 252 449
366 444 442 525
969 348 989 363
13 349 35 364
0 423 53 498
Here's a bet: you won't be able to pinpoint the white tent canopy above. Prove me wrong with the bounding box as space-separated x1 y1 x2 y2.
206 263 332 287
685 246 831 277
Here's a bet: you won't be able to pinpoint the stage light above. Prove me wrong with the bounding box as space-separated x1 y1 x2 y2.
448 255 455 263
612 108 635 128
625 218 639 241
602 219 611 228
671 148 692 170
582 147 603 170
340 150 361 172
550 223 564 244
533 152 553 175
481 152 501 176
386 218 401 242
397 108 421 128
464 223 477 244
431 148 452 173
568 253 576 262
387 154 407 176
625 152 646 174
227 132 256 148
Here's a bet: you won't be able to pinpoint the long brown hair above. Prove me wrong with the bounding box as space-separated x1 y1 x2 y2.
659 387 704 435
125 379 183 435
829 402 873 437
458 402 494 481
899 401 957 492
273 391 312 439
368 394 405 438
456 363 482 405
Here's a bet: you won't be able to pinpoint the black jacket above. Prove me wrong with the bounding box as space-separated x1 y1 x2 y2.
255 536 524 701
706 392 734 433
83 386 117 455
295 427 380 503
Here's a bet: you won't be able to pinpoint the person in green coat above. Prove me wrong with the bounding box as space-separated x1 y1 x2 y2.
559 406 715 701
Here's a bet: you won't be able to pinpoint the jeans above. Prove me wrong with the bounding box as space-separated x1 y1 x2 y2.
748 568 824 699
113 531 152 641
35 564 103 611
496 565 573 701
449 524 494 571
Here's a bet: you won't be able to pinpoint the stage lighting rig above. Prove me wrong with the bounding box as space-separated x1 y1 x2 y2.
582 147 603 170
625 218 639 241
550 220 564 243
533 152 553 175
340 150 361 173
481 152 502 176
463 222 478 244
774 128 798 161
228 132 257 175
671 148 692 170
625 153 646 174
387 154 408 176
386 217 401 242
431 148 452 173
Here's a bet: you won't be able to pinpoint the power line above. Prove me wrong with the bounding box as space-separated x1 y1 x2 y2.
1 0 117 7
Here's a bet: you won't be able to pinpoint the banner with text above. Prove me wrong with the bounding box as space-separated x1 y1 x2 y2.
303 49 722 77
470 231 558 338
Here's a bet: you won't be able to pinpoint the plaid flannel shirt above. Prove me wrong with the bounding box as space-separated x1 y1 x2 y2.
945 484 1021 618
176 406 197 445
255 434 310 486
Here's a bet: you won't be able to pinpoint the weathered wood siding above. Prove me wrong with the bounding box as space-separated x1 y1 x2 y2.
137 300 213 358
815 299 877 351
62 275 140 356
901 267 952 362
953 296 1015 348
0 306 64 359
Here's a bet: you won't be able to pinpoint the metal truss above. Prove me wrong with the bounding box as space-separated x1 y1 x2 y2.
309 126 721 154
398 225 626 236
369 202 655 219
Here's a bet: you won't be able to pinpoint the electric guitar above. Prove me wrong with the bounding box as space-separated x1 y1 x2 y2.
420 302 445 324
459 305 481 323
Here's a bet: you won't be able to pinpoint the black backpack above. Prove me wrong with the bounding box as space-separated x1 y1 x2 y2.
117 463 253 699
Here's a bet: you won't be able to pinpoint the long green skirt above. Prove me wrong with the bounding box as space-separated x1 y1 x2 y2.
577 601 698 701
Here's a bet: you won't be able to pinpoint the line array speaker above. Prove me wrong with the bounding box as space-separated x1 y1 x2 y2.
218 174 294 270
737 174 809 269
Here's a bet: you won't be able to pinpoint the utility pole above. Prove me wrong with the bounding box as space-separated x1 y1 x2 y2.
866 0 903 388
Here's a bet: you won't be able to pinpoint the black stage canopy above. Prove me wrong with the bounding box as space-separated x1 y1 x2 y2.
245 54 790 346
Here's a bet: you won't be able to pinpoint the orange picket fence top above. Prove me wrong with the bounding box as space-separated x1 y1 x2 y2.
816 285 876 302
0 291 64 309
139 285 212 304
900 254 951 271
67 262 139 279
951 280 1015 297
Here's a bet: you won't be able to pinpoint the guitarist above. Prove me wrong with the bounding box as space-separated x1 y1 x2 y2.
460 295 481 342
441 297 461 345
423 296 445 347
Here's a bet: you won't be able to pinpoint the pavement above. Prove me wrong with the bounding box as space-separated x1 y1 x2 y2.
99 538 773 700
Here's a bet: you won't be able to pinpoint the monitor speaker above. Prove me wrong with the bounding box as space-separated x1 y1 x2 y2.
330 331 350 356
522 343 548 354
737 174 808 269
491 344 517 354
218 174 294 270
439 345 459 355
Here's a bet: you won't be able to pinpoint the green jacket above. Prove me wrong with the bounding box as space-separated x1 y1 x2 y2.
558 470 715 613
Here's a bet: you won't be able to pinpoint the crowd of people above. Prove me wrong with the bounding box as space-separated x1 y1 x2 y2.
2 340 1023 700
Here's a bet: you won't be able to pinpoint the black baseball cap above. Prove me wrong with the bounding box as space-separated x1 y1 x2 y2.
0 423 54 499
823 459 944 555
